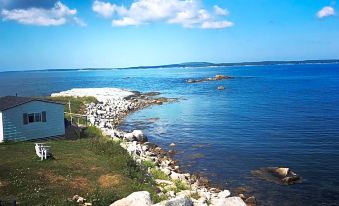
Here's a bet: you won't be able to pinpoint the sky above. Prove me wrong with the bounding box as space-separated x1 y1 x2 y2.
0 0 338 71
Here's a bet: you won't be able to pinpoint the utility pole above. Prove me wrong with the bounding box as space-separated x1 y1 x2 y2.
68 100 72 123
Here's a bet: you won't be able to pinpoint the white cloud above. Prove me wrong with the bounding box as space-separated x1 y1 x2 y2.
317 6 335 18
92 0 234 29
1 1 85 26
201 20 233 29
73 16 87 27
213 5 229 16
112 17 140 26
92 0 116 18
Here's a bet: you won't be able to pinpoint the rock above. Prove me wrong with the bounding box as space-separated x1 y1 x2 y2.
215 75 226 80
77 197 86 204
110 191 153 206
252 167 302 185
216 197 247 206
275 168 289 177
176 190 191 197
197 177 209 186
217 86 225 90
161 168 172 176
163 195 193 206
84 203 92 206
132 130 148 142
169 143 176 147
89 116 95 125
245 196 256 205
238 194 245 199
167 191 176 198
124 133 135 141
170 172 186 181
218 190 231 199
72 195 80 201
281 175 301 185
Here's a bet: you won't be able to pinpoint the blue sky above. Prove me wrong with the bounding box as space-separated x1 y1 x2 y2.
0 0 338 71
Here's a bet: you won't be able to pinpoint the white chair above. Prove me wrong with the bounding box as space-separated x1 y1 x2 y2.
34 143 51 160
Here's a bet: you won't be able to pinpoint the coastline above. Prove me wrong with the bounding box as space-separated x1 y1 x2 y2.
52 88 252 206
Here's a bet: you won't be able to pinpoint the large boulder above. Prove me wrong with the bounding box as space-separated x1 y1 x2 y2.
124 133 135 141
153 195 193 206
218 190 231 199
215 197 247 206
132 130 148 142
251 167 302 185
110 191 152 206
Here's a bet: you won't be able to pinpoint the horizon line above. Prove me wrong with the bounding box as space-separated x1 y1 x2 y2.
1 58 339 73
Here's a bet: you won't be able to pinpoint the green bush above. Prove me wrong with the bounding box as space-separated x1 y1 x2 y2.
150 168 170 180
174 180 189 192
142 160 156 169
84 126 104 139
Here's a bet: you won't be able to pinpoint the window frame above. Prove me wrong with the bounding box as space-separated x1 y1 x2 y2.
23 112 46 124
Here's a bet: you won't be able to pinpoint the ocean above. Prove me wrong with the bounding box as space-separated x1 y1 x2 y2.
1 63 339 205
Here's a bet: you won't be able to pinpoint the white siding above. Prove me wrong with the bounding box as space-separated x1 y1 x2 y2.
0 112 3 142
2 101 65 141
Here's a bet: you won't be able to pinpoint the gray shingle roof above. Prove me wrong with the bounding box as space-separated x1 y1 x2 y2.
0 96 63 111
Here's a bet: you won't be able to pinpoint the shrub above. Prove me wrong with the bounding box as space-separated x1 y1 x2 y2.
83 126 103 139
142 160 156 169
174 180 189 192
150 168 170 180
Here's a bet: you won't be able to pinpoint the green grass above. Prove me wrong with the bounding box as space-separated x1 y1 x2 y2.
0 128 159 205
47 96 98 115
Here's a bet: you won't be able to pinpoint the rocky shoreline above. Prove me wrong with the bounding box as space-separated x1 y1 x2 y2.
51 88 253 206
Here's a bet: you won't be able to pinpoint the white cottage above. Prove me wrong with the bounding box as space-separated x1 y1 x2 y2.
0 96 65 142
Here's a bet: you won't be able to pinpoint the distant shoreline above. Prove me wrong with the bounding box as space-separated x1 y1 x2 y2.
1 59 339 73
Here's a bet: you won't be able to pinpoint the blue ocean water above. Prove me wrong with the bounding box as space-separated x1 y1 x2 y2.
1 64 339 205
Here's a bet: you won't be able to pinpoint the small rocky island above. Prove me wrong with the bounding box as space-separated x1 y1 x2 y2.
186 74 233 83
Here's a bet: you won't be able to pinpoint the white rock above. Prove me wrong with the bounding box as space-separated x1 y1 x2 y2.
132 130 147 142
167 191 176 198
161 168 172 176
110 191 153 206
170 172 186 181
154 195 193 206
124 133 135 141
275 167 289 177
89 116 95 125
218 190 231 199
213 197 246 206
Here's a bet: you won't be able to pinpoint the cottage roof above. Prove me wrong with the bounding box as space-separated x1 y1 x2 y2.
0 96 64 111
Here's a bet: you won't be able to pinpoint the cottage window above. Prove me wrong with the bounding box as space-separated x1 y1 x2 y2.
35 113 41 122
42 111 47 122
23 112 46 124
28 114 34 123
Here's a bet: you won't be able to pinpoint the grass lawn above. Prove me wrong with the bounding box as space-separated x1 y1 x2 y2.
0 129 159 206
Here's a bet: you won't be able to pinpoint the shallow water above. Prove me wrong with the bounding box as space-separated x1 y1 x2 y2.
1 64 339 205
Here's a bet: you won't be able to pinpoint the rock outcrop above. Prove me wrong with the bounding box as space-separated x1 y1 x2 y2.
251 167 302 185
186 75 232 83
110 191 153 206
